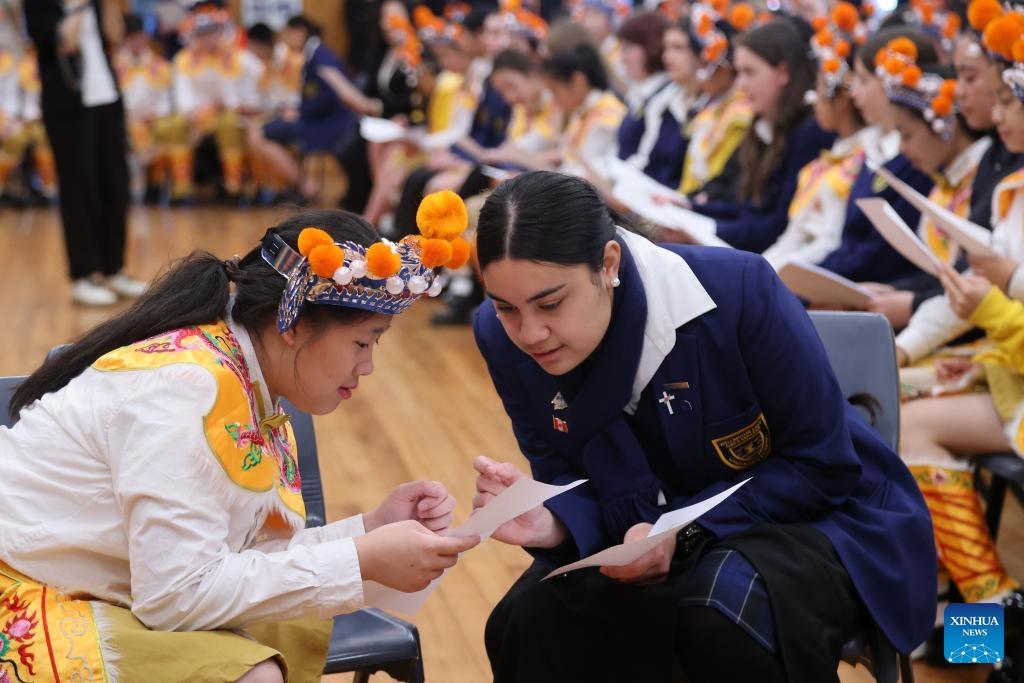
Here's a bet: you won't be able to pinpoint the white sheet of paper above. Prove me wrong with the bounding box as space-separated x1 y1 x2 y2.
873 166 997 257
359 116 406 143
777 259 875 307
607 158 730 248
480 165 514 182
362 477 587 615
857 198 942 276
542 478 750 580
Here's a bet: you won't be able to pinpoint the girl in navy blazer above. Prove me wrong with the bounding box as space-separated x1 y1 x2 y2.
470 171 935 682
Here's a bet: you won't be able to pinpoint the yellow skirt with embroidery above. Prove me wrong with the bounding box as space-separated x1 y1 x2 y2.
0 561 331 683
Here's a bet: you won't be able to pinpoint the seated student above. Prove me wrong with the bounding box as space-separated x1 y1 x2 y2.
542 43 627 179
763 2 873 269
900 264 1021 613
0 205 479 683
692 19 836 253
894 16 1024 366
0 46 58 203
669 3 753 204
815 25 937 286
115 13 175 205
470 170 935 683
575 0 630 95
615 11 689 189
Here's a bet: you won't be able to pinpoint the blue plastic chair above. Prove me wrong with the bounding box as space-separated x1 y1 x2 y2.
808 311 914 683
0 372 423 682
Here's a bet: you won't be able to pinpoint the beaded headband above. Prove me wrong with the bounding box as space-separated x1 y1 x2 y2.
972 0 1024 101
904 0 962 55
810 2 871 97
688 0 759 81
262 191 471 332
876 38 958 140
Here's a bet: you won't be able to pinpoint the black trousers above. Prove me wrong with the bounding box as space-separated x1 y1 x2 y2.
43 100 130 280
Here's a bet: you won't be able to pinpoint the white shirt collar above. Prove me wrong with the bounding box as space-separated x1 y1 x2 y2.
618 229 718 413
574 89 605 119
626 72 670 111
303 36 321 63
941 136 992 188
754 118 773 144
226 312 276 421
830 130 864 157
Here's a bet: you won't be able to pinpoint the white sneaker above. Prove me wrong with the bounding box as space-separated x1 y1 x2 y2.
71 279 117 306
106 273 148 298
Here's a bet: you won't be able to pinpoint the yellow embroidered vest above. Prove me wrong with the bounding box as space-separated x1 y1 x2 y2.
787 143 865 218
680 89 753 194
92 322 306 526
922 166 978 264
994 167 1024 225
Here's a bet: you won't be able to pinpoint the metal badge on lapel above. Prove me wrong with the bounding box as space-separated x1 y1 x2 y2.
551 392 568 411
552 416 569 433
659 391 676 415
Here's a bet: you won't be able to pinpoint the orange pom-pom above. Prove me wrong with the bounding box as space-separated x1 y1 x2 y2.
412 5 435 27
298 227 334 257
939 79 958 96
835 39 852 58
416 190 468 240
308 244 345 278
824 57 842 73
943 14 962 38
862 3 875 17
984 14 1022 59
888 37 919 59
704 37 727 62
698 13 714 35
832 2 860 31
884 56 904 75
1013 38 1024 63
816 29 833 46
902 64 922 87
729 3 755 31
931 94 953 116
710 0 729 13
812 16 828 31
920 5 935 24
365 242 402 279
420 238 453 268
968 0 1004 30
447 237 471 270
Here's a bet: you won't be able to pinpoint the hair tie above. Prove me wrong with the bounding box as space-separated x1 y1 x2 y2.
223 256 242 282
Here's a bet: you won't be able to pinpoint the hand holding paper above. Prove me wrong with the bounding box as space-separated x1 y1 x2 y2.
543 478 750 580
857 198 942 276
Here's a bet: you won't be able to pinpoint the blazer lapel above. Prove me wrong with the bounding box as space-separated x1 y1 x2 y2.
650 333 709 492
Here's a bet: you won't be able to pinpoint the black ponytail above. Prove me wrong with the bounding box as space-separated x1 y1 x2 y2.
10 210 377 420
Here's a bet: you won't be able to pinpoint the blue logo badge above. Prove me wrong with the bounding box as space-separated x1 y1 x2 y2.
944 603 1004 664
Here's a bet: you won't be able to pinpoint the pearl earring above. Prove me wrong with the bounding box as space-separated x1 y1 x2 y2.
611 276 621 288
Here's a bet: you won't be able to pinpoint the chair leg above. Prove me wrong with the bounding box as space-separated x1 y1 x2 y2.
352 672 370 683
985 477 1009 542
898 653 915 682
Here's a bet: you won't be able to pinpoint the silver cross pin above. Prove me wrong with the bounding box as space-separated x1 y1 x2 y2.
659 391 676 415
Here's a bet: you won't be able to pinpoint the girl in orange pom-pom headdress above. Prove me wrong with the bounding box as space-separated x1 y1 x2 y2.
0 205 481 683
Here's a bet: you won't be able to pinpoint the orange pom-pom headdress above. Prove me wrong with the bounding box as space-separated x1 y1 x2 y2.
262 192 470 331
686 0 761 81
876 38 959 139
978 5 1024 101
809 2 870 97
905 0 960 55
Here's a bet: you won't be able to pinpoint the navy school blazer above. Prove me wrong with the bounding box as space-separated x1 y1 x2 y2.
473 243 936 654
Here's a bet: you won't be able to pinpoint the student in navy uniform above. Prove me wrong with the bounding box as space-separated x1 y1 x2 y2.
470 171 936 683
816 26 937 285
692 20 835 253
615 11 688 189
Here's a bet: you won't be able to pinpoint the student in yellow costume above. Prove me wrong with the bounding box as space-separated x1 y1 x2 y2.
115 14 174 205
168 8 250 202
0 199 480 683
0 45 58 201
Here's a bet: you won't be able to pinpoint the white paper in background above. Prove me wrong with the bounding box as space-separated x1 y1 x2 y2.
363 477 588 615
777 260 875 308
857 198 942 276
542 478 751 580
873 166 997 257
359 116 407 143
606 158 730 248
480 165 514 182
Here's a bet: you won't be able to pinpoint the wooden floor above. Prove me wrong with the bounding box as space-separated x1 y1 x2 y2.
1 204 1020 683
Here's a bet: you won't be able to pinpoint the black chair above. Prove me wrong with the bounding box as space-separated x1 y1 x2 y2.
0 371 423 682
974 454 1024 543
808 311 915 683
282 398 425 682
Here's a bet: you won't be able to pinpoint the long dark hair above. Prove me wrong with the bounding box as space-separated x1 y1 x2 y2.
541 43 610 92
10 210 378 420
736 20 817 204
476 171 617 272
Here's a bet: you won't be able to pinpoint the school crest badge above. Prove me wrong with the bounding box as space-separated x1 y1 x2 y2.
712 413 771 470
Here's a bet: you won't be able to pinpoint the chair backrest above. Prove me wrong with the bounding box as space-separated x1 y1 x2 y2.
807 311 900 450
281 398 329 529
0 376 25 430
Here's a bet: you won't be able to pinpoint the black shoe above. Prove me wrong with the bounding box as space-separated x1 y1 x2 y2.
431 295 478 326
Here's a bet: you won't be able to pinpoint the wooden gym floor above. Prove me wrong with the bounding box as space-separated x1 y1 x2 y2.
0 204 1019 683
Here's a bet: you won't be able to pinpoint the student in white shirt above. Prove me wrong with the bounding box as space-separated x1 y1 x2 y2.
0 205 479 683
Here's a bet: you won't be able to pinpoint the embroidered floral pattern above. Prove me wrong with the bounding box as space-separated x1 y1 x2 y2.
1 587 40 681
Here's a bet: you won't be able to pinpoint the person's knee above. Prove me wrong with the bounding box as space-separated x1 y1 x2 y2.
234 658 284 683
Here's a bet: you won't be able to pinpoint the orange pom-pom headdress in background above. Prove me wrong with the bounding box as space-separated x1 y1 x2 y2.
905 0 960 55
687 0 760 81
875 38 958 139
979 4 1024 101
262 192 470 331
809 2 870 97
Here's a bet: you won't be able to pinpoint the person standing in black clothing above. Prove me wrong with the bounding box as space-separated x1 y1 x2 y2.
25 0 147 306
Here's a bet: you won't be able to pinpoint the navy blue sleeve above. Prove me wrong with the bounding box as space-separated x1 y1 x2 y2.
688 256 864 537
